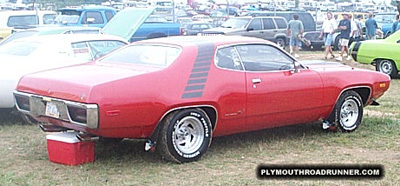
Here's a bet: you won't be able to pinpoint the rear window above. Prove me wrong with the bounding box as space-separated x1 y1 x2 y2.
7 15 38 27
43 14 56 24
99 45 181 67
0 41 40 56
0 31 38 46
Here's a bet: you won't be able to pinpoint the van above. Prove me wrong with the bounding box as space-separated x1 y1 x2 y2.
0 10 57 41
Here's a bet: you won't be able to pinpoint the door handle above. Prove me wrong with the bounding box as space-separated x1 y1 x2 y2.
252 78 261 84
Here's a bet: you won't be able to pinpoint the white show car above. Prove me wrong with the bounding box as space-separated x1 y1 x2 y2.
0 34 128 108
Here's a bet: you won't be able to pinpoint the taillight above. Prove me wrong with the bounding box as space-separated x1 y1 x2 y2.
180 27 183 35
68 106 87 123
15 95 30 111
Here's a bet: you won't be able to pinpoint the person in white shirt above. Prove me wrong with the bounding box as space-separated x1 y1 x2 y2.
319 12 336 60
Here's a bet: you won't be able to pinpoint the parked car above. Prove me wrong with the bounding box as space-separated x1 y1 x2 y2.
54 6 117 28
374 12 397 38
0 34 128 110
201 16 288 48
243 11 316 32
14 36 390 163
0 26 102 46
350 30 400 77
0 10 57 41
130 15 182 41
192 15 213 23
183 22 214 35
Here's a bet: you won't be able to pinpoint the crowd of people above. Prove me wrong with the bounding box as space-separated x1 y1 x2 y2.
286 11 400 61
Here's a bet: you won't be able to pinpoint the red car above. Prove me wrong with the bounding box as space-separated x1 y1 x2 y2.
14 36 390 163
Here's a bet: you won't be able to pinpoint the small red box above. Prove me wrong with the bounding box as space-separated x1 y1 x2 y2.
46 132 95 166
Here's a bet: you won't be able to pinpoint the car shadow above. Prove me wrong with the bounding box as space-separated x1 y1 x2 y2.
94 122 325 163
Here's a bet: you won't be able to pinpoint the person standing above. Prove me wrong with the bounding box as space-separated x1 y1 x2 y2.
353 15 364 42
319 12 336 60
336 13 351 62
392 14 400 35
365 13 378 40
287 14 304 58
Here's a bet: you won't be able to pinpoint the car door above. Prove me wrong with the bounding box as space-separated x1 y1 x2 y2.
240 18 264 39
235 44 324 128
261 18 276 41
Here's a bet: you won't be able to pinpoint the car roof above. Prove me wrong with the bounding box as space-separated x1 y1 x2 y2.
0 10 56 16
137 35 275 47
13 34 127 43
60 6 115 11
21 26 101 34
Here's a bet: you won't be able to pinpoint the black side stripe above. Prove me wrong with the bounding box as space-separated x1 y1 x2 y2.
351 42 361 61
181 43 215 99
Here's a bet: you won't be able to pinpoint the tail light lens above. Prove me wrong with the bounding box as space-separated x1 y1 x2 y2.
15 95 30 111
180 27 183 35
68 106 87 124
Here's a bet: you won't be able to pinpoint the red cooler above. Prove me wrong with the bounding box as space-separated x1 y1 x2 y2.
46 132 95 165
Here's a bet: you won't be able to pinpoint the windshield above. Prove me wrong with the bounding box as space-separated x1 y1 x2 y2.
374 14 396 24
99 45 181 67
221 18 250 29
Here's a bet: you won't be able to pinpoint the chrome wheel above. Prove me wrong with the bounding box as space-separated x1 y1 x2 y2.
340 99 359 129
172 116 204 154
378 60 393 75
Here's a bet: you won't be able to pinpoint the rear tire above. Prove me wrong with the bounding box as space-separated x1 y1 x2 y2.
376 59 398 78
157 108 212 163
330 90 363 132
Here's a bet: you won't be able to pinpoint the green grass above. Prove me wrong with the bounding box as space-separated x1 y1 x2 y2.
0 73 399 185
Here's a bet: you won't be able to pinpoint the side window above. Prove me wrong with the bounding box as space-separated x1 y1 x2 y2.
235 44 294 72
7 15 38 27
191 24 201 30
105 11 114 22
247 18 262 30
81 11 104 24
262 18 275 29
215 47 243 70
43 14 56 24
71 42 93 61
274 18 287 29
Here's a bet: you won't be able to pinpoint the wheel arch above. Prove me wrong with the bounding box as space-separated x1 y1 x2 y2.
149 104 218 141
374 58 398 70
337 86 371 106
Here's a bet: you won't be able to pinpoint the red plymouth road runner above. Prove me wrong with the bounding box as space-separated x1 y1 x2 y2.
14 36 390 163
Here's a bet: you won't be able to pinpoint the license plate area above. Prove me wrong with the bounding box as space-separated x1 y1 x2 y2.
45 102 60 118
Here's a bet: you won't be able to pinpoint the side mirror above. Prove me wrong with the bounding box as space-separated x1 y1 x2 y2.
247 27 254 31
397 40 400 44
291 61 301 73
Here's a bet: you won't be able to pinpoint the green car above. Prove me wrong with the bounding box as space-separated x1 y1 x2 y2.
350 31 400 77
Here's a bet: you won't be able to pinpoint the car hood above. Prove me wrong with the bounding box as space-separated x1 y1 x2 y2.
300 60 352 71
202 27 245 34
102 7 155 41
16 63 163 102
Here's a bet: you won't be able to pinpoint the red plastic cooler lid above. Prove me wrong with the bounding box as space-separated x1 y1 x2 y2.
46 132 81 143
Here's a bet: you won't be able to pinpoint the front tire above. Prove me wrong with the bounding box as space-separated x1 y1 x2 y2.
158 108 212 163
331 90 363 132
376 59 398 77
276 38 286 49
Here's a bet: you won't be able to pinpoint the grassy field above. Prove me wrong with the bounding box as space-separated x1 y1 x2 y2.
0 53 399 185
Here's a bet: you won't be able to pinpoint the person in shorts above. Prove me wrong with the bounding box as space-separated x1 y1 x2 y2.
287 14 304 58
336 13 351 61
319 12 336 60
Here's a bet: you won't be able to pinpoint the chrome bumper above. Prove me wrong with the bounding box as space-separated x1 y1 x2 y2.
13 91 99 129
